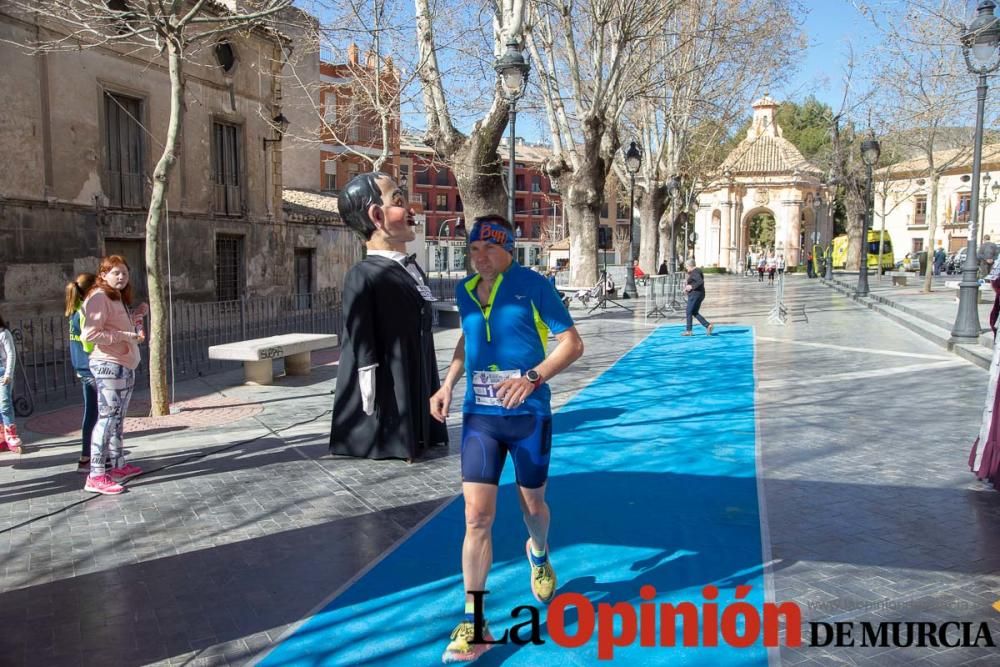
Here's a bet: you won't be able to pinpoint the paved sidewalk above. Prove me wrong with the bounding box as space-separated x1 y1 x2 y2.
1 275 998 666
822 271 997 368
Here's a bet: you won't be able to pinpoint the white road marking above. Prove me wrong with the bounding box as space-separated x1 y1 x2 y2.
755 336 952 361
757 359 966 390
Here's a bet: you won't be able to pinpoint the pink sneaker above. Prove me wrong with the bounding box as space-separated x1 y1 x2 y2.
109 463 142 482
84 474 125 495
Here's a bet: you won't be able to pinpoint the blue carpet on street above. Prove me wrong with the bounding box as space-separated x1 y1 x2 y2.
259 325 766 666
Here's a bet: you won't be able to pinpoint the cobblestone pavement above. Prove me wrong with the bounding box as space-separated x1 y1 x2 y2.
0 274 998 666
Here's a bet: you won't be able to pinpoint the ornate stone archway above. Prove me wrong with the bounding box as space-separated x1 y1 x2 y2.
693 95 830 270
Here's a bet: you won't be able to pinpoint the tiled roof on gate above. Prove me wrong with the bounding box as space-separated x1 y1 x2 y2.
717 95 822 177
718 133 821 176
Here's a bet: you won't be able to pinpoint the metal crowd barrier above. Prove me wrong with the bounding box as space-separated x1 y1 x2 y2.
645 274 683 321
768 272 788 325
7 289 342 417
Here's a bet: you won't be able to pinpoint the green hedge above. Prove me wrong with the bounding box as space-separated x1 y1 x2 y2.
702 267 728 274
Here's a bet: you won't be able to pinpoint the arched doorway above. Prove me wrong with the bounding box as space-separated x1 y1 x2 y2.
743 206 776 255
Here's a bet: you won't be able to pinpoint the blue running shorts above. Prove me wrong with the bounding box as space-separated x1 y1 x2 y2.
461 413 552 489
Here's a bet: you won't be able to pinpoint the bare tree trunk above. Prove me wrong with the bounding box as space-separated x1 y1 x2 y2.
639 184 667 274
555 119 611 287
923 172 940 293
144 40 184 417
845 201 863 271
566 202 599 286
447 111 508 224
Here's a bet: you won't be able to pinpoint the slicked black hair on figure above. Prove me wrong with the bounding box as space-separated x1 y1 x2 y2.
337 171 392 241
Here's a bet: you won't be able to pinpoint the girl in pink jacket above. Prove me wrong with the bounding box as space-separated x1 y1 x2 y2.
81 255 147 495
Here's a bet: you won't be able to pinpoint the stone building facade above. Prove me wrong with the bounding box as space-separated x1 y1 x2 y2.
0 5 356 321
872 144 1000 261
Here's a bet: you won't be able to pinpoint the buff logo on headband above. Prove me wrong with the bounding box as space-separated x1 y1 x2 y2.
468 218 515 253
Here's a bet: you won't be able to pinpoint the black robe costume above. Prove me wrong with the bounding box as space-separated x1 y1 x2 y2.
330 255 449 459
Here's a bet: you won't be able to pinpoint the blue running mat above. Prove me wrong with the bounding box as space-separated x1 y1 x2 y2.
259 325 767 666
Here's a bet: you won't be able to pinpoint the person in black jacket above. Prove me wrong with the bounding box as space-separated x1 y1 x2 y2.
681 258 714 336
657 260 669 275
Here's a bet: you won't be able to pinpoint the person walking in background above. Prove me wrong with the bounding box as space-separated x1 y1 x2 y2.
979 235 998 278
681 259 714 337
658 260 669 276
767 255 777 285
0 312 24 454
757 255 766 282
66 274 99 473
82 256 147 495
777 254 786 277
933 242 946 276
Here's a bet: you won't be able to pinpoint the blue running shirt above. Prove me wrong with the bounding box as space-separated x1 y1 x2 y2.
456 263 574 416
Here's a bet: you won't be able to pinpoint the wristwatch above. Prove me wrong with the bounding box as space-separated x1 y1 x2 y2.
525 369 544 388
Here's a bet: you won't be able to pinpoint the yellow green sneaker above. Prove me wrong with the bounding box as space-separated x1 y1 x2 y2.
442 620 493 663
526 539 557 603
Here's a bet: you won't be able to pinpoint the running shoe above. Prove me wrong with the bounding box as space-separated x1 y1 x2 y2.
526 539 557 603
680 330 693 337
109 463 143 482
442 620 493 663
706 324 714 336
84 474 125 495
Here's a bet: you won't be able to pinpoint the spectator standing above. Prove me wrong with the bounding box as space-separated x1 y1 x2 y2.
0 312 23 454
66 274 98 472
81 255 148 495
933 242 947 276
657 260 669 276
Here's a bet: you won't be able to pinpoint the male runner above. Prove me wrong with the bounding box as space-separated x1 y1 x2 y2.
430 214 584 663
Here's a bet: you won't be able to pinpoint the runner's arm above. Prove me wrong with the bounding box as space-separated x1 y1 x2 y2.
533 326 583 384
495 326 583 408
430 335 466 422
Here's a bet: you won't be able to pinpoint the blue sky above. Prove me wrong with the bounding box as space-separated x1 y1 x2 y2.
774 0 882 110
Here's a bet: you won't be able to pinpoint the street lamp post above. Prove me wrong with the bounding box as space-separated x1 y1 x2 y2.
494 41 530 229
857 136 881 296
811 195 821 277
953 0 1000 340
624 140 642 298
979 172 1000 245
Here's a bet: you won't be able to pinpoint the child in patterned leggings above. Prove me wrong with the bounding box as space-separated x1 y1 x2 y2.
81 256 148 495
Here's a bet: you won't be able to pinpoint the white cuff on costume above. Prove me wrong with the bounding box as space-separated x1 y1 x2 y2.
359 364 377 415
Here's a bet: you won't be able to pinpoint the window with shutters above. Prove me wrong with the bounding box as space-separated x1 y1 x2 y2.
215 235 245 302
294 248 315 309
913 196 927 226
212 121 243 216
104 92 144 209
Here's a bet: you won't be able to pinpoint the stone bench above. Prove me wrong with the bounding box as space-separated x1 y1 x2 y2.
888 272 909 287
208 333 338 385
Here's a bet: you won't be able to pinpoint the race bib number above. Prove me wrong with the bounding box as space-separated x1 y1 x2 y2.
471 369 521 406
